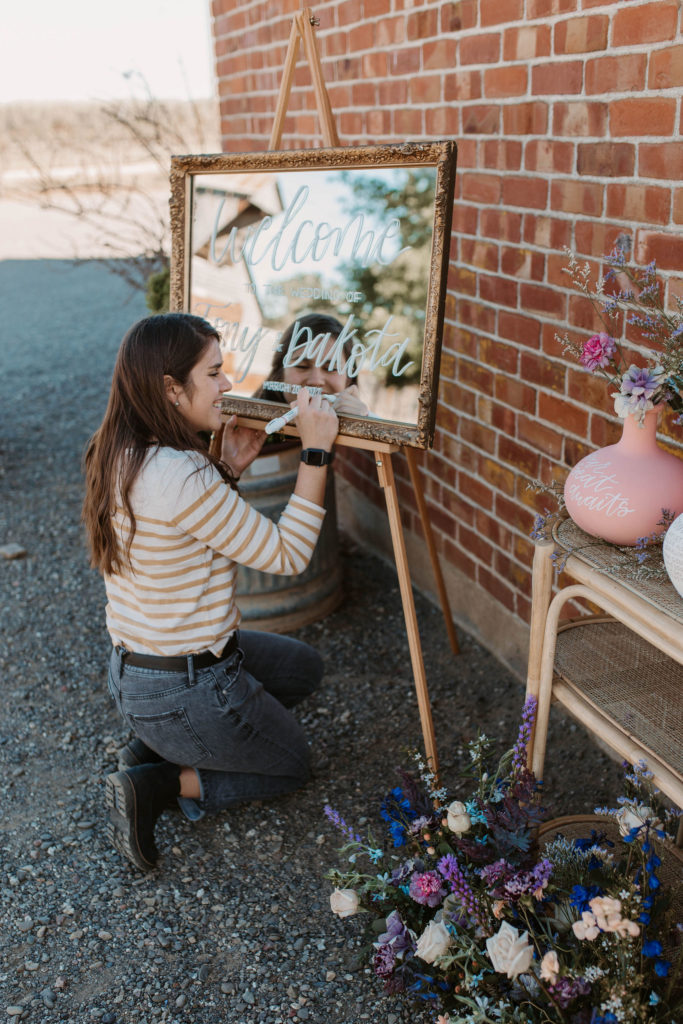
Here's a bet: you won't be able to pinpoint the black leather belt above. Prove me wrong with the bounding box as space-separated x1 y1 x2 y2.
119 632 238 672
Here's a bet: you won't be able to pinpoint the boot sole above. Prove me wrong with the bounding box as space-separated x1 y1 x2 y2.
105 772 158 872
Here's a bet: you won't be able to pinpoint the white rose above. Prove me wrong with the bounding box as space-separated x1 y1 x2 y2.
329 888 359 918
486 921 534 979
616 804 659 837
415 919 453 964
446 800 472 835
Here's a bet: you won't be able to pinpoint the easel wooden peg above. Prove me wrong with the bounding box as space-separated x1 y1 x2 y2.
269 7 340 150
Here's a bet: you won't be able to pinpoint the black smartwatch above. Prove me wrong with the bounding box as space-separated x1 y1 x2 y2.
300 448 334 467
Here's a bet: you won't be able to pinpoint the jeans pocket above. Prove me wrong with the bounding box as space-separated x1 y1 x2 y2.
213 651 248 707
126 708 211 767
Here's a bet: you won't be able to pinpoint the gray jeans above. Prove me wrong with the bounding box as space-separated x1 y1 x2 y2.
107 630 323 818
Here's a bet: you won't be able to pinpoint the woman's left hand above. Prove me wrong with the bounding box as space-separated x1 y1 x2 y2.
332 385 369 417
220 415 266 477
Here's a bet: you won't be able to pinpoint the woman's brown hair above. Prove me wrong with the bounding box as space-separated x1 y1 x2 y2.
82 313 236 575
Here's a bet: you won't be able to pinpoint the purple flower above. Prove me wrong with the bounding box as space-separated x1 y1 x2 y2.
550 976 591 1009
324 805 362 844
479 858 513 888
375 910 416 958
373 943 396 978
580 332 617 371
438 853 484 925
511 695 538 774
480 857 552 902
614 364 666 418
408 870 447 907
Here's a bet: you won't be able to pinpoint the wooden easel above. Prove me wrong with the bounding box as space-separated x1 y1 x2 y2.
260 7 459 774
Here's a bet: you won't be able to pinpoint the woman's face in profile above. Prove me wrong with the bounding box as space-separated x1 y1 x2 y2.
281 337 348 399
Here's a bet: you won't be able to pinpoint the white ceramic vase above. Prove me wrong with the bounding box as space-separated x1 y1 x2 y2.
662 512 683 599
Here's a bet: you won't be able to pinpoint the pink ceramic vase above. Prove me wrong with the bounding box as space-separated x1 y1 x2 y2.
563 407 683 546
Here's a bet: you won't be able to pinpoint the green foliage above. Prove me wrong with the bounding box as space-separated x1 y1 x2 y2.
145 264 170 314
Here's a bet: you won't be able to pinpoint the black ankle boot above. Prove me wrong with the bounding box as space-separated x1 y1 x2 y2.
105 762 182 871
117 736 163 769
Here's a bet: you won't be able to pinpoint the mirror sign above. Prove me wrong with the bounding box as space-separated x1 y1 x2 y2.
170 143 457 448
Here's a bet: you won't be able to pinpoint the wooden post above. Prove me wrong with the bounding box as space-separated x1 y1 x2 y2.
375 451 439 774
405 448 460 655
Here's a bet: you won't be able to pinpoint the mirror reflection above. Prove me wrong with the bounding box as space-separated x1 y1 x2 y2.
187 165 438 427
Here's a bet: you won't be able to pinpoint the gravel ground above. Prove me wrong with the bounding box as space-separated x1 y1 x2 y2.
0 258 624 1024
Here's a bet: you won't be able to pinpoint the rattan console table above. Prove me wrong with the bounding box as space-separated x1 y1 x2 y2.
526 518 683 834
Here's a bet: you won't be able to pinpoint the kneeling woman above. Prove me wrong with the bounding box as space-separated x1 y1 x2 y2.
82 313 338 871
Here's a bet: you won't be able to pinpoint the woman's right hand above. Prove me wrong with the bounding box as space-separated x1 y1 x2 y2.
295 387 338 452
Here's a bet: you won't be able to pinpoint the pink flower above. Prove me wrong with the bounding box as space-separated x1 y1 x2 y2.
580 332 617 371
409 870 446 907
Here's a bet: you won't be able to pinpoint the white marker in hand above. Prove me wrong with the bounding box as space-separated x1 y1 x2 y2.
265 393 337 435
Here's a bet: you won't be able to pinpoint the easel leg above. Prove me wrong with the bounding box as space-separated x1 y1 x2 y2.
376 451 439 775
405 448 460 655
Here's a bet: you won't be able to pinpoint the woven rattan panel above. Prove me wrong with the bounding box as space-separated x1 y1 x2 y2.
554 518 683 624
554 620 683 778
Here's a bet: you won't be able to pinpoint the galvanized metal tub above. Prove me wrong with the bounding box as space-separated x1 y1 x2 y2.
235 441 343 632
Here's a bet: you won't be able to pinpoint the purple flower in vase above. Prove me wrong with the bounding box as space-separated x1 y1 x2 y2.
580 332 617 371
613 364 667 419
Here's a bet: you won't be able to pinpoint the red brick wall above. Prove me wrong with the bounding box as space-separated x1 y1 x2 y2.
210 0 683 646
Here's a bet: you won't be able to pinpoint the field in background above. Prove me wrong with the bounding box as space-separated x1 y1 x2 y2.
0 97 220 268
0 98 221 178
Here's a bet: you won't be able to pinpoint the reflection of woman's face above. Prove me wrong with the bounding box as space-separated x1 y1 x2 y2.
282 337 348 397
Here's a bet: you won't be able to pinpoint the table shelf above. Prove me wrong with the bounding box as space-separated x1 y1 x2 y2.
526 520 683 821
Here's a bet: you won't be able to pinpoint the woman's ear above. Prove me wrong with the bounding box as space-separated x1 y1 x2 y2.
164 374 181 407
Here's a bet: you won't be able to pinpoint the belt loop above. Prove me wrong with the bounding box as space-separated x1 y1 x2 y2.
187 653 196 687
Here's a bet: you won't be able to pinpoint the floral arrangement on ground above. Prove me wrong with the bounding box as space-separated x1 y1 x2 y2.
325 698 682 1024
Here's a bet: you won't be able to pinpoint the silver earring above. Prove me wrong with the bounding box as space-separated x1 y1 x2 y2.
174 400 180 407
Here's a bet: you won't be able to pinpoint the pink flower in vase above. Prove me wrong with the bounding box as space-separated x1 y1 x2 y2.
579 332 617 371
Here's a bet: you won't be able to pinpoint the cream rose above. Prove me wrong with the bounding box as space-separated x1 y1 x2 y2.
540 950 559 984
415 919 453 964
616 803 660 838
445 800 472 835
486 921 534 979
329 888 359 918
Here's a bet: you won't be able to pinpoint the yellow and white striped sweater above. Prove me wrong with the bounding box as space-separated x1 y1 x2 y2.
104 448 326 656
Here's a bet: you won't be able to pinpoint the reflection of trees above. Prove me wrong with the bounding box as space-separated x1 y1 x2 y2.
338 169 434 386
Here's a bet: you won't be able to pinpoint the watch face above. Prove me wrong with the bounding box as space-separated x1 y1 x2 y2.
301 449 331 466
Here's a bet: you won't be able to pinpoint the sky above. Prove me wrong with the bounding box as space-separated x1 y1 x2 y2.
1 0 215 104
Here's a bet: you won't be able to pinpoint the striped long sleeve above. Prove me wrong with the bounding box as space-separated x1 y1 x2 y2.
104 448 325 656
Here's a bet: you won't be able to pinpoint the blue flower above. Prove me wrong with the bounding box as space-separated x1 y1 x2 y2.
654 959 671 977
570 884 603 913
649 991 661 1006
642 939 662 958
389 821 407 847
